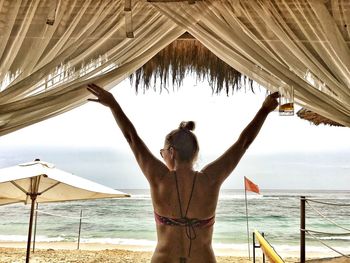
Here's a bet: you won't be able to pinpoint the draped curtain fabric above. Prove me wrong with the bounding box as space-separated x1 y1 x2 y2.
154 0 350 127
0 0 349 136
0 0 185 135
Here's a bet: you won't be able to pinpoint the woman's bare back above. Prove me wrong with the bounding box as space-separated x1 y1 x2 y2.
150 170 220 263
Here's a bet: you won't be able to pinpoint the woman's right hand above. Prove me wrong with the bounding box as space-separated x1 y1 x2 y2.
87 83 116 107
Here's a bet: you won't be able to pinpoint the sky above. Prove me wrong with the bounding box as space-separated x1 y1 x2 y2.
0 77 349 189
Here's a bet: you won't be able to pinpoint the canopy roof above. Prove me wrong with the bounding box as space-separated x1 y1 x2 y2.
0 0 349 133
130 36 253 94
296 108 345 127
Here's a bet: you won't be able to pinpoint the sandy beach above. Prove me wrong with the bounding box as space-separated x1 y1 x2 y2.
0 246 289 263
0 242 349 263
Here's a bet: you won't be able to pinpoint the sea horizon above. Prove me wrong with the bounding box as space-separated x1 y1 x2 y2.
1 145 349 190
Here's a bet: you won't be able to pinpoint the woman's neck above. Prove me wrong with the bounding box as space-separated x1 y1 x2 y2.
173 161 194 171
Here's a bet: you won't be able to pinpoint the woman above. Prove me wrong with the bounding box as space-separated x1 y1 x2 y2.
87 83 279 263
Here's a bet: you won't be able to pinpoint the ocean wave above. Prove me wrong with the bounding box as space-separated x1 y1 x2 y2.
129 194 265 201
128 195 152 200
262 197 281 200
262 195 300 199
0 235 65 242
218 194 263 200
0 235 28 242
274 244 350 253
2 235 349 255
80 237 156 247
319 236 350 241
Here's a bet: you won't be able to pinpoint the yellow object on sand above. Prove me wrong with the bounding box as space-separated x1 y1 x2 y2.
254 231 284 263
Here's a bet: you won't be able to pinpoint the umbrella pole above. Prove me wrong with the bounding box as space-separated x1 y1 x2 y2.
26 194 37 263
33 203 39 253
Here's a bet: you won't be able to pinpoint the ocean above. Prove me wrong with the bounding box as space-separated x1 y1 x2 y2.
0 189 349 258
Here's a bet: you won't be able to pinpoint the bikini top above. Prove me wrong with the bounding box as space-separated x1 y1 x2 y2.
154 171 215 258
154 212 215 228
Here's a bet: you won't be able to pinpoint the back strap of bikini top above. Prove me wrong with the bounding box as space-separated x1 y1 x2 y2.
174 171 198 220
174 171 198 258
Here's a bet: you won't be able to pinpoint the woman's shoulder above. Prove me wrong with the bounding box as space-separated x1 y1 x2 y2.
196 170 221 189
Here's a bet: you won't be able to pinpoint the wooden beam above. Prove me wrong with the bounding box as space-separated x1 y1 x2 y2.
124 0 134 38
147 0 197 3
177 32 195 40
125 12 134 38
124 0 131 12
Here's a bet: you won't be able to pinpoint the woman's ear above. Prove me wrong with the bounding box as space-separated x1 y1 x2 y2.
169 146 175 159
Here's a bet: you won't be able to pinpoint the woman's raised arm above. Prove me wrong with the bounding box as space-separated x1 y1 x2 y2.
87 83 168 186
201 92 280 186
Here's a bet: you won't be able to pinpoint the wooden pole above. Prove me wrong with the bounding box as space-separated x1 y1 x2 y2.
245 189 251 259
77 210 83 250
262 232 265 263
252 232 255 263
26 194 37 263
32 203 39 253
300 196 306 263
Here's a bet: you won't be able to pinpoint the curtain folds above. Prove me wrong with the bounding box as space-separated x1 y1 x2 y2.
0 0 185 135
0 0 349 136
153 0 350 127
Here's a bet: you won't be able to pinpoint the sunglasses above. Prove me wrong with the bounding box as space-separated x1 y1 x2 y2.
160 146 174 158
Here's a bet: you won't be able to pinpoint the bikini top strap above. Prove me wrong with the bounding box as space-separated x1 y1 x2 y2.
185 172 197 217
174 171 198 219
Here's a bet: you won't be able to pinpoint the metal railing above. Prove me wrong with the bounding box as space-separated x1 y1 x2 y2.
32 207 87 252
300 196 350 262
253 232 266 263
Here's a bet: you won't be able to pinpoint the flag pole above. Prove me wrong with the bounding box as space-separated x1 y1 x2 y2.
244 179 251 260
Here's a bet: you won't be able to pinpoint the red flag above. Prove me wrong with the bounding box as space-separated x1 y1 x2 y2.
244 176 260 194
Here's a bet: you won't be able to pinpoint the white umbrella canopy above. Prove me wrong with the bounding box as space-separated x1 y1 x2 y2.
0 160 130 262
0 160 130 205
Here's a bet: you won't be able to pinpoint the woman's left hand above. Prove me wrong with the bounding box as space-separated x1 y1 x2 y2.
262 92 280 113
87 83 116 107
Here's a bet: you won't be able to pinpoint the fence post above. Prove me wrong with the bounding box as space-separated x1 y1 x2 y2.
252 232 255 263
300 196 306 263
262 232 265 263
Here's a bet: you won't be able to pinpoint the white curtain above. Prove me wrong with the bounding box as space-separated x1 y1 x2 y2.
0 0 185 135
153 0 350 127
0 0 349 136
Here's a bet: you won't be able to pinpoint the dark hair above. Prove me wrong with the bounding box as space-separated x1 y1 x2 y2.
165 121 199 162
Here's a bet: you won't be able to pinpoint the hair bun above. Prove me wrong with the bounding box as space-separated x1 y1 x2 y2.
179 121 195 131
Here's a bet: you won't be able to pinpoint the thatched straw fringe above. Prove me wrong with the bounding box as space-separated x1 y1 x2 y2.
129 39 253 95
296 108 345 127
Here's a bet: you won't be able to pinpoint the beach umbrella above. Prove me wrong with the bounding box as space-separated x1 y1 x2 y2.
0 159 130 263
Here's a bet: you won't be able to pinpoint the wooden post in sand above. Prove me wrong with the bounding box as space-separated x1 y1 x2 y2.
252 232 255 263
77 209 83 250
244 188 251 259
300 196 306 263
